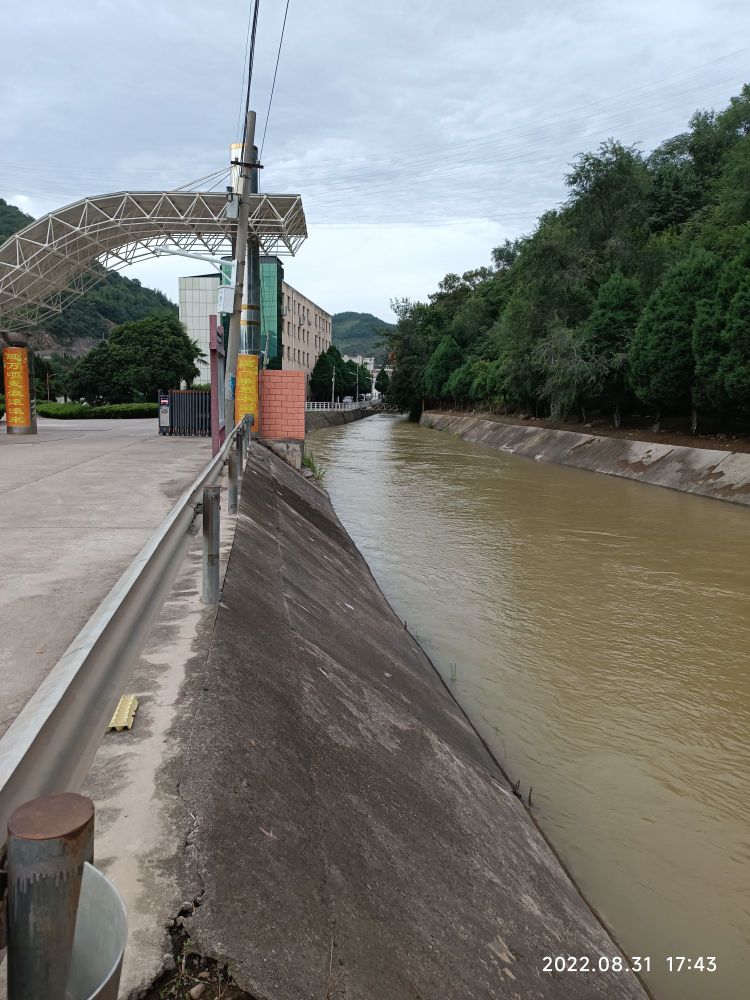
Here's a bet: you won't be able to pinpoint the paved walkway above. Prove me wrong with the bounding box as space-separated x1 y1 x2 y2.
0 418 211 739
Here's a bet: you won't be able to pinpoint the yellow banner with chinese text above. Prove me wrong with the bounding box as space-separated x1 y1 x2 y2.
234 353 259 429
2 347 32 428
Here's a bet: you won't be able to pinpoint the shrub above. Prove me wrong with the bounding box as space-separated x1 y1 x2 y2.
37 401 158 419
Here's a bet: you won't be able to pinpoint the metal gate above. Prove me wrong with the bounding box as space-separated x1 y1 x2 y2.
160 389 211 436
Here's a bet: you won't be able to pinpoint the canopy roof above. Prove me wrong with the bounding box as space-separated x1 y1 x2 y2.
0 190 307 335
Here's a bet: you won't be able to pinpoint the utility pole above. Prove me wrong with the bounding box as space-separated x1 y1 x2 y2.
356 365 359 404
331 364 336 404
225 110 260 428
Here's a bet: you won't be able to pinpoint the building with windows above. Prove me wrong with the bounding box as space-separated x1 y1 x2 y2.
178 261 331 394
178 274 217 384
278 272 332 389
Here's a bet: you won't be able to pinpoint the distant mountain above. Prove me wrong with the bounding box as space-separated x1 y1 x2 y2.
332 311 394 364
0 197 176 356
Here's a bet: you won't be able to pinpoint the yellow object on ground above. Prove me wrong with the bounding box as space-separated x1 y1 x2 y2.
108 694 139 732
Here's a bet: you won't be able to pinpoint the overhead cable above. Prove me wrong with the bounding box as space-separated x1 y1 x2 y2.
260 0 292 159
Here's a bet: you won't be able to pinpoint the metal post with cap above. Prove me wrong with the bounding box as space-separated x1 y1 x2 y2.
5 792 94 999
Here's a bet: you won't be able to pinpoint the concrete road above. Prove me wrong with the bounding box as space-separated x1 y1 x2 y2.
0 418 211 740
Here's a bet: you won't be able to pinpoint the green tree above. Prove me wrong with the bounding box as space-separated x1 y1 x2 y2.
67 314 202 404
565 140 651 271
374 367 390 395
0 198 33 241
585 271 641 425
443 361 474 406
720 271 750 415
535 321 604 421
424 334 462 400
628 249 718 427
382 87 750 433
310 346 339 401
382 298 438 418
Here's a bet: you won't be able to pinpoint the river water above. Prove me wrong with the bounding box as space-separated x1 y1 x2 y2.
308 414 750 1000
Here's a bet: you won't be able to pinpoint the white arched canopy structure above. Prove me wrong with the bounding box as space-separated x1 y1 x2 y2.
0 190 307 336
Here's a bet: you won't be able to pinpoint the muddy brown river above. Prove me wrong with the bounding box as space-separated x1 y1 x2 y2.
309 414 750 1000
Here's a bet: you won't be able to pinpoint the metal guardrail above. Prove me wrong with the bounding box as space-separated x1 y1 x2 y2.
0 418 246 847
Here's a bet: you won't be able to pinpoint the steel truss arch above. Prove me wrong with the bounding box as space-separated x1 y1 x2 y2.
0 190 307 334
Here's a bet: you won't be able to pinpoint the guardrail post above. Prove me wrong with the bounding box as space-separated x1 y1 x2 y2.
235 426 244 475
243 414 252 461
6 792 94 1000
228 449 240 515
201 485 221 604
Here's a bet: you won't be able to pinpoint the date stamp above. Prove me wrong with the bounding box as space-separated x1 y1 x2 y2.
542 955 717 974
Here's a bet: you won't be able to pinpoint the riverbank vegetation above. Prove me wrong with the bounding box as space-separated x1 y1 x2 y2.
385 86 750 433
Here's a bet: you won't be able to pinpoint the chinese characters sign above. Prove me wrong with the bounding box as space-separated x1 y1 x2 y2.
234 353 259 428
2 347 33 430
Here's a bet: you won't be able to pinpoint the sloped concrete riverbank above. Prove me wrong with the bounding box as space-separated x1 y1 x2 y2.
305 406 376 433
167 444 647 999
421 410 750 505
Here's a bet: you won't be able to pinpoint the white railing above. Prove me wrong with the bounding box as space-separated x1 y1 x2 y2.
305 401 364 411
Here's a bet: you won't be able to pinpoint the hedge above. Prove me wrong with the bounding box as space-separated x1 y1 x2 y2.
37 402 159 419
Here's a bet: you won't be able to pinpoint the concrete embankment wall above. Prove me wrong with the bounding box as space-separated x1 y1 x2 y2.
175 444 647 999
305 406 375 434
422 410 750 506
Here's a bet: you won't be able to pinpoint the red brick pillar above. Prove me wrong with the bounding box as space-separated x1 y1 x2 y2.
258 370 306 442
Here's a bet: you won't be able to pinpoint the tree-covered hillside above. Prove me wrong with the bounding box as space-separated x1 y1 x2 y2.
0 198 33 241
385 85 750 433
332 311 394 363
0 198 176 353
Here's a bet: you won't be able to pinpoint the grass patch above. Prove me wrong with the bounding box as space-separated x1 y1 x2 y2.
37 401 159 419
302 448 326 482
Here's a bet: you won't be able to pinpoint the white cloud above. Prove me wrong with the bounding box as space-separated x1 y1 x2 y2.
2 0 750 321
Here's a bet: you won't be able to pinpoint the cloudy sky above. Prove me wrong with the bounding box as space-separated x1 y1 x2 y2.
2 1 750 321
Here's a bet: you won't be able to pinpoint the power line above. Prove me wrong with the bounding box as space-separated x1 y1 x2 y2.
259 0 292 160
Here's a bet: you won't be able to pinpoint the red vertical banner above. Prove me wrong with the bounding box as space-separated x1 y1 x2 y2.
2 346 33 430
235 353 259 429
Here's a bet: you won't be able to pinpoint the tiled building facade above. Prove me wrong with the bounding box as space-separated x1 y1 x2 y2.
280 282 332 386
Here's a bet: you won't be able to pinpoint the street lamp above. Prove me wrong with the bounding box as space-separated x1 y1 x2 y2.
331 364 336 405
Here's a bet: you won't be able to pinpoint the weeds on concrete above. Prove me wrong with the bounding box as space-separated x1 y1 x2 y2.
449 662 457 682
144 921 252 1000
302 449 326 482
